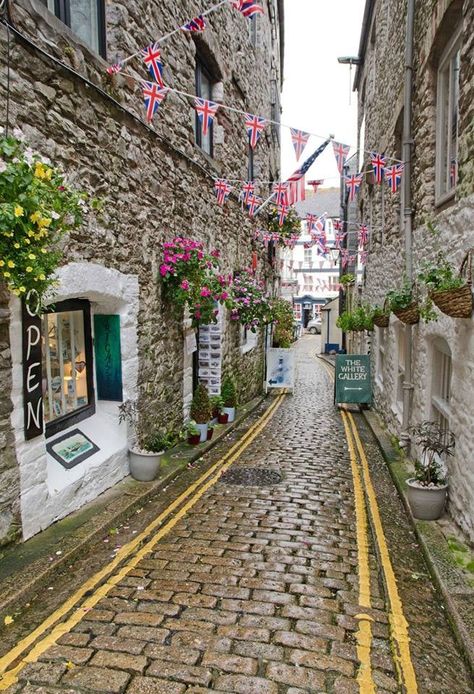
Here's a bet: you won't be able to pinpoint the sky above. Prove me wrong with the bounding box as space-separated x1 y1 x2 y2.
280 0 366 185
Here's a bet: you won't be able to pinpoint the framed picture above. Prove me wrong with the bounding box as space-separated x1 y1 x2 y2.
47 428 100 469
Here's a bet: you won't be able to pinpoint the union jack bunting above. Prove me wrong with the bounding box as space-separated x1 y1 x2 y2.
273 182 288 206
360 251 369 265
253 229 261 240
335 231 346 249
214 179 232 206
316 238 329 256
345 173 363 202
278 204 289 227
334 219 343 231
349 255 357 265
271 232 280 241
306 214 319 232
231 0 264 19
241 181 255 206
142 43 165 86
106 62 123 75
142 83 168 122
285 138 331 205
245 113 267 149
194 98 219 136
262 233 272 243
181 15 206 31
247 194 262 217
290 128 310 161
385 164 404 193
308 179 323 193
370 152 386 184
358 224 369 247
332 141 350 174
341 249 349 268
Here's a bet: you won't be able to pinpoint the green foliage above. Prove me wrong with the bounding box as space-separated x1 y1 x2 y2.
231 269 273 331
386 282 414 311
273 327 293 348
336 304 374 332
221 375 237 408
266 206 301 241
210 395 224 414
118 400 178 452
339 273 355 286
190 383 212 424
0 132 85 301
186 420 200 436
418 252 465 292
271 298 295 348
372 304 389 319
141 429 178 453
409 421 455 487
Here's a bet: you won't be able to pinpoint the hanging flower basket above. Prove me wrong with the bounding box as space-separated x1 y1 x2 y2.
429 250 473 319
373 299 390 328
392 303 420 325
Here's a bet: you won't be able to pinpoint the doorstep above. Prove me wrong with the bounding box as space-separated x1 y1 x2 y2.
363 408 474 676
0 395 265 616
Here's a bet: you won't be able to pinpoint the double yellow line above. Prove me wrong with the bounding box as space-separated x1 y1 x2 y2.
0 394 285 689
317 355 418 693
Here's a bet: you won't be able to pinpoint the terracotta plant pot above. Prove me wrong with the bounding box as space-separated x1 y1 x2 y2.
207 428 214 441
406 478 448 520
188 434 201 445
218 412 229 424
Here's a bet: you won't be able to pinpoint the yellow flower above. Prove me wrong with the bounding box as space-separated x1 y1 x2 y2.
24 238 31 245
14 243 20 249
3 272 11 278
19 286 26 292
38 217 52 228
44 168 52 181
26 266 33 273
28 253 36 260
41 248 47 254
14 205 24 217
0 260 4 267
30 211 42 223
28 230 35 237
38 274 46 281
34 162 45 179
7 260 15 268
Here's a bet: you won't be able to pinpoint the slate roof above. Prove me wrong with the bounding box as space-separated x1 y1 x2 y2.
294 187 340 219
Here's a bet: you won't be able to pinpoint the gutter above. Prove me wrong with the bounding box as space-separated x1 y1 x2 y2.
277 0 284 85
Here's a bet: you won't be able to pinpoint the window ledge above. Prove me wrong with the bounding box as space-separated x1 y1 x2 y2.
435 190 456 210
240 341 257 355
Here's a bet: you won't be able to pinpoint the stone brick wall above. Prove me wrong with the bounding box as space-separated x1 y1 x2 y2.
356 0 474 540
0 0 282 542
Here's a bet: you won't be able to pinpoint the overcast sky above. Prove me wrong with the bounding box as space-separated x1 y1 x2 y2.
280 0 365 185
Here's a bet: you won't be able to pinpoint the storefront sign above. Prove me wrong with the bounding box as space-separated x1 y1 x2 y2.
335 354 371 404
22 291 44 440
94 314 123 401
266 348 295 391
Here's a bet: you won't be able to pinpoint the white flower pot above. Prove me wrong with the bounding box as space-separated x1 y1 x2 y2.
196 422 208 442
406 478 448 520
129 448 163 482
223 407 235 423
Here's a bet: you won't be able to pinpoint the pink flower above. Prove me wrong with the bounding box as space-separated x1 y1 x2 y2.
200 287 211 297
195 310 201 319
220 291 229 300
160 264 173 276
180 279 190 290
211 249 220 258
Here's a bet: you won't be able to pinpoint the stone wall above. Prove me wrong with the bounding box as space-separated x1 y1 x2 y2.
356 0 474 540
0 0 282 542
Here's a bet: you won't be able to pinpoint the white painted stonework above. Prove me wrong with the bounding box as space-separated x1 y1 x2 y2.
9 262 139 540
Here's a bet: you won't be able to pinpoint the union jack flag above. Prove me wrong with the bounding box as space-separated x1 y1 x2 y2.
247 194 262 217
306 214 318 232
308 179 323 193
370 152 386 184
253 229 261 240
142 83 168 121
349 254 357 265
277 204 289 227
385 164 404 193
181 15 206 31
262 233 272 243
290 128 310 161
194 98 219 136
345 173 363 202
358 224 369 247
334 219 343 231
214 179 232 206
245 113 267 149
231 0 264 19
273 182 288 206
359 251 369 265
272 232 280 241
142 43 165 86
106 62 123 75
285 138 331 205
332 141 350 174
335 231 346 249
341 249 349 268
241 181 255 206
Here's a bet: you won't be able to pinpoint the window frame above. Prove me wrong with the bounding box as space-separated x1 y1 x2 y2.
430 339 452 429
41 0 106 58
435 29 462 206
195 59 215 157
44 299 96 438
375 325 386 387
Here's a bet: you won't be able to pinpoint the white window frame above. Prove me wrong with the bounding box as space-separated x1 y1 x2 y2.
435 29 462 206
304 248 312 266
393 323 405 421
375 326 386 387
430 339 452 430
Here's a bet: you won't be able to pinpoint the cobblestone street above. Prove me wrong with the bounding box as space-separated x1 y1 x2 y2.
1 337 472 693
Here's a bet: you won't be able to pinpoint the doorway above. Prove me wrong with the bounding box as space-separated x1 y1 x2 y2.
303 308 312 328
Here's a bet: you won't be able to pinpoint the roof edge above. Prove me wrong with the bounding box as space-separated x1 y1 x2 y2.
354 0 375 91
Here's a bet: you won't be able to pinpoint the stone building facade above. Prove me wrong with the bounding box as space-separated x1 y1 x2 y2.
355 0 474 539
0 0 283 543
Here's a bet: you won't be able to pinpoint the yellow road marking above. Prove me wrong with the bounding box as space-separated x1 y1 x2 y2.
346 412 418 693
0 395 284 688
341 413 376 693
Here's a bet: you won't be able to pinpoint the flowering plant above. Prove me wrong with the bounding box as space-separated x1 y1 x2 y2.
266 205 301 241
0 131 85 300
159 237 233 325
230 269 273 331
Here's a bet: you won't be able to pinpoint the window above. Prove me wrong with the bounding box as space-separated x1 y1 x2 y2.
436 31 461 203
431 339 452 431
394 323 405 416
195 60 215 156
376 326 386 386
42 299 95 436
40 0 106 57
248 144 254 181
304 248 312 266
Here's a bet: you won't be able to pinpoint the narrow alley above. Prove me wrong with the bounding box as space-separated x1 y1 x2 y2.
0 337 471 694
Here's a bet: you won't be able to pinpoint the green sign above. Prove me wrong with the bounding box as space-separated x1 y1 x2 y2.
335 354 372 404
94 314 123 401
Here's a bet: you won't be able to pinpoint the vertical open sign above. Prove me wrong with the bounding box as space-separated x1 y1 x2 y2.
22 291 44 440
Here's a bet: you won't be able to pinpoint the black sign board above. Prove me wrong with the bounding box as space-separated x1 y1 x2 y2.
22 291 44 440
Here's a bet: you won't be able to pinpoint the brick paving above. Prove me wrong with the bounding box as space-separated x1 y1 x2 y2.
7 338 473 693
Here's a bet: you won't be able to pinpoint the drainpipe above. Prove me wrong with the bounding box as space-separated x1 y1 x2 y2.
401 0 415 448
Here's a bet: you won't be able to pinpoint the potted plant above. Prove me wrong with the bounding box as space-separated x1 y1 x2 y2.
207 424 214 441
418 250 473 319
406 421 455 520
221 375 237 422
118 401 176 481
186 420 201 445
210 395 224 425
372 302 390 328
218 409 229 424
271 298 295 347
190 383 212 442
386 282 420 324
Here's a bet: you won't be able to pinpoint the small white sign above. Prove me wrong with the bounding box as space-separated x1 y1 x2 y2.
266 348 295 391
